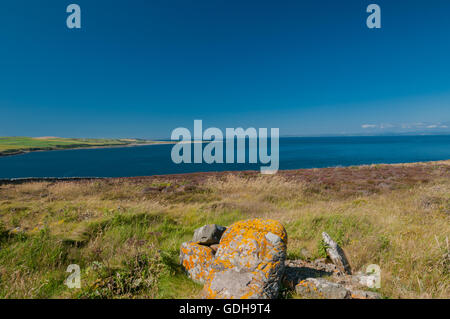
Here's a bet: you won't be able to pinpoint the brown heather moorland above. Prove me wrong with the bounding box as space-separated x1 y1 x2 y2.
0 160 449 298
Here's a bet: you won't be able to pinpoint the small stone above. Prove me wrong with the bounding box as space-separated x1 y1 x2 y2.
322 232 352 275
295 278 351 299
193 224 226 245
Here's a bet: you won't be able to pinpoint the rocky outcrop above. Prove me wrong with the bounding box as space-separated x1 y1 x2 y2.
180 220 381 299
203 219 287 299
322 232 352 275
284 259 382 299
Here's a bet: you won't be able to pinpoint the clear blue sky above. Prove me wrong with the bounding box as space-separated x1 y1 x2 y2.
1 0 449 139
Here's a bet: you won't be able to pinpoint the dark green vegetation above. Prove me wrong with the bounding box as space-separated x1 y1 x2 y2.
0 161 449 298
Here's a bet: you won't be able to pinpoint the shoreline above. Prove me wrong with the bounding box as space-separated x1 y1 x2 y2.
0 159 448 185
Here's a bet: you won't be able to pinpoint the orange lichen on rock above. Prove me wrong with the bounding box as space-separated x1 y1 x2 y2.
203 219 287 299
180 242 215 284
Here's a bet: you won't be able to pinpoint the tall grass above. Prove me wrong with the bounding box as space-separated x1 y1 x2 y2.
0 161 448 298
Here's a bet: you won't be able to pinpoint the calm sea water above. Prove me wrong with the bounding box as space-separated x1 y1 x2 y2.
0 136 449 179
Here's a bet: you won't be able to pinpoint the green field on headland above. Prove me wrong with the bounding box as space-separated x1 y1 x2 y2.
0 137 165 156
0 161 448 299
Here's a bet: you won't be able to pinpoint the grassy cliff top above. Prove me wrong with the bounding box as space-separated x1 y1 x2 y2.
0 137 161 156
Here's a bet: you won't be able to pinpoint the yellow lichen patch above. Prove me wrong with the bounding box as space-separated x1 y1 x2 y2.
296 280 323 298
180 242 215 284
219 219 288 247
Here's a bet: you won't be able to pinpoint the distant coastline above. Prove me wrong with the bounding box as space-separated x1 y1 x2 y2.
0 138 210 158
0 137 176 158
2 134 449 158
0 142 179 158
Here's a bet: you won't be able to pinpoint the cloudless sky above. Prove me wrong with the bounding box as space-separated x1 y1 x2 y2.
1 0 449 138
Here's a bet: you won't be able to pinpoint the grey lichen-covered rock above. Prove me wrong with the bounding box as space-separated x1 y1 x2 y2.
192 224 226 245
203 219 287 299
322 232 352 275
295 278 351 299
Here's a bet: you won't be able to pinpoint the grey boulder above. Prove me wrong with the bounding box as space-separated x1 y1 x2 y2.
192 224 226 245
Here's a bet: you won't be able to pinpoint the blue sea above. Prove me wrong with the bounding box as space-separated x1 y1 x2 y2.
0 135 449 179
